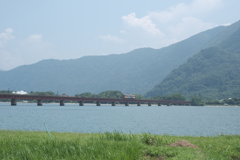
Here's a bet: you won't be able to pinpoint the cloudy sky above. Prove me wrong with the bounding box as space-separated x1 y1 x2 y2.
0 0 239 70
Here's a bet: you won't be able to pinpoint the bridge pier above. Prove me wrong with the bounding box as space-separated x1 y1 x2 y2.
125 102 129 106
148 102 151 106
79 101 84 106
96 101 101 106
11 99 17 106
37 100 42 106
158 103 161 106
111 102 115 106
137 102 141 106
60 100 64 106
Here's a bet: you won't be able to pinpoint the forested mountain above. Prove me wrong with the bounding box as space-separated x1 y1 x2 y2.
0 25 227 95
146 21 240 99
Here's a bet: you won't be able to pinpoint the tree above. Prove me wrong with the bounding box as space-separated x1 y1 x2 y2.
190 95 204 106
75 92 96 98
98 90 124 99
154 93 186 101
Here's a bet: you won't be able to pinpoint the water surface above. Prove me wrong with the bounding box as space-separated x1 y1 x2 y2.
0 103 239 136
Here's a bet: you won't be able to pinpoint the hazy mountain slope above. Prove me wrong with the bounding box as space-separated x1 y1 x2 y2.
0 26 226 95
204 20 240 48
146 21 240 99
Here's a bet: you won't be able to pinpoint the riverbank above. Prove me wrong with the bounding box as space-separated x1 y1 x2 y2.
0 130 239 159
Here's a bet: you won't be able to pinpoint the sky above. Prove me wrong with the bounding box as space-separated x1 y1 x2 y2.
0 0 239 71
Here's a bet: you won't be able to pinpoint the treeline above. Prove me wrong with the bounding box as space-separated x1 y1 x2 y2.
75 91 125 99
1 90 240 106
205 98 240 106
153 93 186 101
0 90 12 94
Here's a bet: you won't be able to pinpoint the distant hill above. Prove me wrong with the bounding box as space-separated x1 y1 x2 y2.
146 20 240 99
0 25 226 95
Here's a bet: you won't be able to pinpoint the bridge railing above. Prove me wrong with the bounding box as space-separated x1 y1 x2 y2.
0 93 191 106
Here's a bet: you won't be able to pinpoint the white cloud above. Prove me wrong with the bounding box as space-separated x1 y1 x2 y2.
148 3 188 24
118 0 222 49
20 34 56 62
122 13 164 37
221 23 231 26
168 17 218 40
99 34 124 43
191 0 223 14
149 0 223 24
0 31 57 71
27 34 43 42
120 30 126 34
0 28 15 47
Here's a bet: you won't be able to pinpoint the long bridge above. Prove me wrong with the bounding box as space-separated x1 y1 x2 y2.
0 94 191 106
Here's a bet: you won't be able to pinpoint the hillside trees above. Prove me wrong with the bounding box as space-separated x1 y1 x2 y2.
75 90 124 99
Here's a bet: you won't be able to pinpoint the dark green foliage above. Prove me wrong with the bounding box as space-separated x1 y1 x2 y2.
29 91 56 96
98 90 124 99
0 26 225 95
75 90 124 99
75 92 97 98
223 98 240 106
205 99 224 106
190 95 204 106
0 90 12 94
146 46 240 99
154 93 186 101
146 20 240 100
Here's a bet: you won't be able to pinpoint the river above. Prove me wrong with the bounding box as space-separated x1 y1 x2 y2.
0 102 239 136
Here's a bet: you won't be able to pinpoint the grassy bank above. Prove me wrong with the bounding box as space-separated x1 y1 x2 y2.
0 130 239 160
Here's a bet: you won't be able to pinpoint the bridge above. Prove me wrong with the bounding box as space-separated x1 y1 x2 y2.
0 94 191 106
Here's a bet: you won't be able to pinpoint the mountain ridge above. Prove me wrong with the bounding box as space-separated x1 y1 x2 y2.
146 20 240 99
0 24 229 95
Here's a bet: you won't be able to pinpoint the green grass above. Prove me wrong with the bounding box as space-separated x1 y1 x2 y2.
0 130 239 160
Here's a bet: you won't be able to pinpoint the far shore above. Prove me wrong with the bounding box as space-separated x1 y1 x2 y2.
0 101 239 107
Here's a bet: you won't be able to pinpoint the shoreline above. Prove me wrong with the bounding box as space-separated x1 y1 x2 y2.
0 101 239 107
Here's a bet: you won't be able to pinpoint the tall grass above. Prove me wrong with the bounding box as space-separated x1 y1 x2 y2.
0 130 239 160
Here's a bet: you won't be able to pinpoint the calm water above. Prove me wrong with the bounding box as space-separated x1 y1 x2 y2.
0 102 239 136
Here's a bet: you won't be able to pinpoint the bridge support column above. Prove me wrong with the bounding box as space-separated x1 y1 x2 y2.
148 102 151 106
137 102 141 106
79 101 84 106
96 101 101 106
125 102 129 106
60 100 64 106
11 99 17 106
37 100 42 106
158 103 161 106
111 102 115 106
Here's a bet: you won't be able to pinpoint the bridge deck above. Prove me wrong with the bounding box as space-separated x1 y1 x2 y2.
0 94 191 106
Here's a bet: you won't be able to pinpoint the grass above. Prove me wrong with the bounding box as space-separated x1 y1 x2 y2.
0 130 240 160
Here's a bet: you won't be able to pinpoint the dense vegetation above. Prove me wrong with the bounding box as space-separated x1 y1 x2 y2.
1 90 240 106
0 26 225 95
0 90 12 94
153 93 186 101
146 47 240 99
146 20 240 100
75 90 124 99
0 130 239 160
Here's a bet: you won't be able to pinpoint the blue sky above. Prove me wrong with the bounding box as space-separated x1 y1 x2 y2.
0 0 239 70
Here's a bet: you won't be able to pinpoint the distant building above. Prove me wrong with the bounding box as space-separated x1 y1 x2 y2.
12 90 28 95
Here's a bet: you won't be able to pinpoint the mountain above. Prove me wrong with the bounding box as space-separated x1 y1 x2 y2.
146 20 240 99
0 25 226 95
